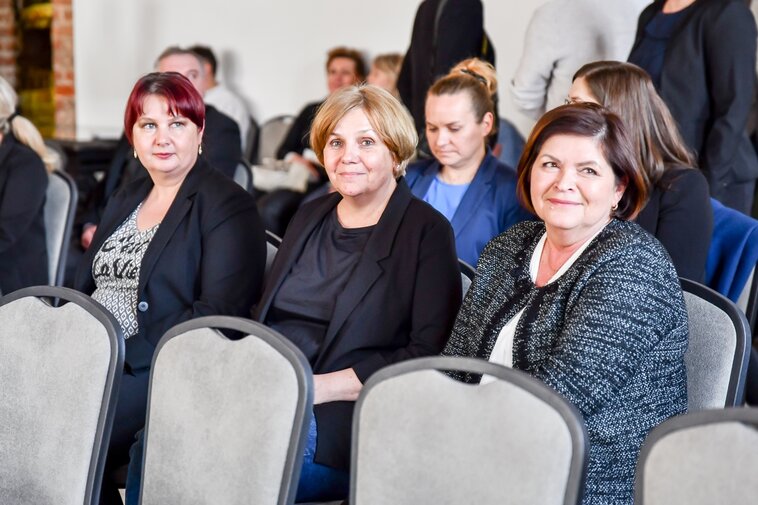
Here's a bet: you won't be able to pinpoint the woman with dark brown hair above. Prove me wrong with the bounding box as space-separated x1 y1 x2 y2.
569 60 712 281
443 103 688 505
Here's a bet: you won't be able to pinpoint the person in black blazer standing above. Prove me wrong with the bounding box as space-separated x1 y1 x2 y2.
255 84 461 502
75 72 265 505
629 0 758 214
0 75 59 294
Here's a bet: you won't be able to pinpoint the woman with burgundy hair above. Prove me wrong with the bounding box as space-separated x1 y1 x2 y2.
74 71 266 504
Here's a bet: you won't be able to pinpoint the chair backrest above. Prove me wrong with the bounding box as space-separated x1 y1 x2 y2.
244 115 260 164
139 316 312 505
635 408 758 505
736 265 758 335
257 115 294 163
233 159 253 193
0 286 124 505
45 169 78 286
680 278 750 410
351 356 588 505
459 259 476 297
265 232 280 284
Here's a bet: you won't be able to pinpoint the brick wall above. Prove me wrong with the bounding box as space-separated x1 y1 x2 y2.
52 0 74 139
0 0 16 87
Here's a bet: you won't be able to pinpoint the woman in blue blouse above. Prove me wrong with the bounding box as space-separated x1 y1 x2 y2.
405 59 530 266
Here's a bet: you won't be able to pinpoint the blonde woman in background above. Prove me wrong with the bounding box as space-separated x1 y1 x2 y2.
367 53 403 98
0 76 57 293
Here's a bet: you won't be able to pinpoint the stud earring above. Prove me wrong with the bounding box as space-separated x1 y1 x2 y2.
133 149 137 159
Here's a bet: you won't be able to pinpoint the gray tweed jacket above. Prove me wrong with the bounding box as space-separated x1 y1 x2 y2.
443 219 688 504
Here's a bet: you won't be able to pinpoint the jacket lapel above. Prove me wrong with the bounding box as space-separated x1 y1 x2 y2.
449 152 497 236
408 160 440 198
136 161 205 293
314 179 413 368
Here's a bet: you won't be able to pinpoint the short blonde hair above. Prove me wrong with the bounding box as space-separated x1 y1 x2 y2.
310 84 417 176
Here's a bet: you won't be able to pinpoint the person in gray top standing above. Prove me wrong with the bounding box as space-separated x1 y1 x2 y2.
510 0 648 119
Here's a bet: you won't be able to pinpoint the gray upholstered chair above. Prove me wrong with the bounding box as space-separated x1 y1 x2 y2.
635 407 758 504
0 286 124 505
45 169 78 286
257 115 294 163
459 259 476 297
264 230 281 284
245 115 260 164
233 159 253 193
350 356 588 505
139 316 312 505
680 278 750 410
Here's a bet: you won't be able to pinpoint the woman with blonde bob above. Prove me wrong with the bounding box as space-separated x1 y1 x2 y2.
569 60 712 281
256 84 461 502
0 75 58 293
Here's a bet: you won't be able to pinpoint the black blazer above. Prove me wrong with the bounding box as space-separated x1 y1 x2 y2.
0 134 49 293
631 0 758 195
75 158 266 369
255 179 462 469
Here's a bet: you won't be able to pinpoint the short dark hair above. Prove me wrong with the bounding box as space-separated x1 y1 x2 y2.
190 45 217 77
516 103 648 220
154 46 203 69
124 72 206 145
326 47 366 80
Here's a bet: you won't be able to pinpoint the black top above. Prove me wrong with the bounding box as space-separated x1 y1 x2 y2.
628 6 692 88
268 209 373 362
634 167 712 282
0 134 49 293
276 101 323 159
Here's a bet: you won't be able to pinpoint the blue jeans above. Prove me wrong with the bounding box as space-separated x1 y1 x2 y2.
295 415 350 502
123 413 350 503
123 429 144 505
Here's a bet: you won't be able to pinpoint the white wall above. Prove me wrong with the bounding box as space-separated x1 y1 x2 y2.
73 0 553 140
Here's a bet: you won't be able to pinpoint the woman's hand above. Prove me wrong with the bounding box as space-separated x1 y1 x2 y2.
313 368 363 404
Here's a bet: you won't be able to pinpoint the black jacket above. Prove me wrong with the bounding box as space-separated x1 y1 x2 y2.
631 0 758 195
255 179 462 469
0 134 48 293
75 158 266 369
397 0 488 135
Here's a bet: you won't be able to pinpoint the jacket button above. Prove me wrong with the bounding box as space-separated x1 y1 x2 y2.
137 301 149 312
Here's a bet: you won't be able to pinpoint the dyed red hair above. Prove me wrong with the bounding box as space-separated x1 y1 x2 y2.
123 72 205 145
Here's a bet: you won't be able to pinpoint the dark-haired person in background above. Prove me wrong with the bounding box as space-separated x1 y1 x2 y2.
190 44 251 153
443 103 688 505
629 0 758 214
75 72 265 504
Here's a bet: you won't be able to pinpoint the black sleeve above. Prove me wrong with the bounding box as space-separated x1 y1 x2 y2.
653 169 713 282
203 106 242 179
0 151 47 253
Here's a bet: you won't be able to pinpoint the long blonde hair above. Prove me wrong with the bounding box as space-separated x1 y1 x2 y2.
0 77 58 173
